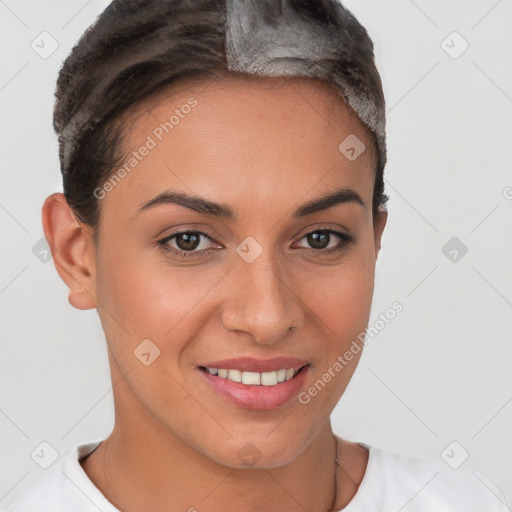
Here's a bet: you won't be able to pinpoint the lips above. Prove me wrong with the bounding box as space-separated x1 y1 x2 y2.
196 356 311 410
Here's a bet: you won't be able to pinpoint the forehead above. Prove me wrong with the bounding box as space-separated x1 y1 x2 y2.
105 74 376 214
131 73 373 140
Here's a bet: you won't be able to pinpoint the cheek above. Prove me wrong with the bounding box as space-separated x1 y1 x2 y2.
294 263 374 412
94 242 225 349
300 245 376 343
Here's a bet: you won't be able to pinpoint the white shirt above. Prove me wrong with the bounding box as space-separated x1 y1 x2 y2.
3 439 510 512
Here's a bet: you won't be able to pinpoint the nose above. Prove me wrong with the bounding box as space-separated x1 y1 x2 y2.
220 247 305 346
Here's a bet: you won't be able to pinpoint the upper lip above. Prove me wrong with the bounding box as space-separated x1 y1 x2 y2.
199 356 309 373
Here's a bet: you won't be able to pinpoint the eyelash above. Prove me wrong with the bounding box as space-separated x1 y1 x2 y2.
157 227 355 259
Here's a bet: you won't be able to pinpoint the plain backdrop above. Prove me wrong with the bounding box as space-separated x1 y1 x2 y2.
1 0 511 509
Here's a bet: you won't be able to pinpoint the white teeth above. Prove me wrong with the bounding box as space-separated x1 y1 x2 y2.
242 371 260 385
261 371 278 386
204 366 302 386
227 369 242 383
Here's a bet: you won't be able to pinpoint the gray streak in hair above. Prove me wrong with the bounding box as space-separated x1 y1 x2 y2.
225 0 385 173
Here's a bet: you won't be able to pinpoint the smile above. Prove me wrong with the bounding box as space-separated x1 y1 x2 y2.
197 362 310 410
199 366 304 386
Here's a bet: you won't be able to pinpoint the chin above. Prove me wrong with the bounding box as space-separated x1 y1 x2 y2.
195 427 312 470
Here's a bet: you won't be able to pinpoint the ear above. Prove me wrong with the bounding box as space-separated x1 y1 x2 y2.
42 193 97 310
372 208 387 259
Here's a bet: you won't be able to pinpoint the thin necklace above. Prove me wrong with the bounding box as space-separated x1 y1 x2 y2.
329 434 340 511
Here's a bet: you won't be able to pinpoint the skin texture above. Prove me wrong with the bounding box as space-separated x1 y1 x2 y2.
43 75 387 511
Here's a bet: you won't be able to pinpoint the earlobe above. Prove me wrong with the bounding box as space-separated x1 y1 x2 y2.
41 193 98 310
373 209 388 258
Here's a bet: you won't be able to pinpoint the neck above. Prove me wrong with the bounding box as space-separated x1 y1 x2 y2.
81 404 339 511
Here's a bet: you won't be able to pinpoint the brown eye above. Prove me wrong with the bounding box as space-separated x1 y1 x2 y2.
306 231 331 250
294 229 355 255
158 230 218 258
174 232 202 251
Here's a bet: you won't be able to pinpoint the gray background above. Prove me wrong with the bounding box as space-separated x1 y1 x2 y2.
1 0 511 508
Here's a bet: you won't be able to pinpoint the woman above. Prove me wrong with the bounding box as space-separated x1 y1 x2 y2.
4 0 509 510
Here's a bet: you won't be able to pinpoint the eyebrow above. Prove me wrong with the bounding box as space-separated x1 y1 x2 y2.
137 187 364 220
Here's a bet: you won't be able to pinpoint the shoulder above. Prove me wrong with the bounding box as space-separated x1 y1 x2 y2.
3 463 70 512
3 441 117 512
344 442 510 512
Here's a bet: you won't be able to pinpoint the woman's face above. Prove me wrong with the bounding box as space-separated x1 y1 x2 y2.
85 75 386 467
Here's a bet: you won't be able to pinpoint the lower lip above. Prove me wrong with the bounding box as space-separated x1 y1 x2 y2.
198 366 310 410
